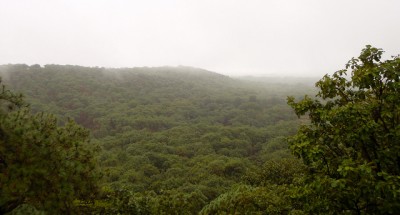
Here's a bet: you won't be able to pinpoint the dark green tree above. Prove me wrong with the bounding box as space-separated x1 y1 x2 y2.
288 45 400 214
0 79 100 214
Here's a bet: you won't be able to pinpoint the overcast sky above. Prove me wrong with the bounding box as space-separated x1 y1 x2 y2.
1 0 399 77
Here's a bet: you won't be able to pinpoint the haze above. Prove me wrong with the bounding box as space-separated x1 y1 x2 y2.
1 0 399 77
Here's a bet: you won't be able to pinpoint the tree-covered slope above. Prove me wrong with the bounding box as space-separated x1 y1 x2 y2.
0 64 303 132
0 64 314 213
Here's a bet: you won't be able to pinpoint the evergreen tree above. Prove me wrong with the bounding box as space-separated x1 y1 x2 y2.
0 79 100 214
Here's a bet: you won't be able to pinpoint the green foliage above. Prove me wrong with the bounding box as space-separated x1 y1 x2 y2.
244 158 306 186
288 45 400 214
0 81 100 214
200 184 294 215
199 158 306 214
0 64 315 213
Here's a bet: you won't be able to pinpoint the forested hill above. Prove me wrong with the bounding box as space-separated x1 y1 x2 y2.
0 64 310 135
2 47 399 214
0 64 315 213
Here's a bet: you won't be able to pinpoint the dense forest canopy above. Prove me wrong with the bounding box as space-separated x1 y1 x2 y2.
0 64 314 214
1 46 398 214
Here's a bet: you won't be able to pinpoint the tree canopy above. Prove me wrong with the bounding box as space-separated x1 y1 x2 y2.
288 45 400 214
2 46 398 213
0 65 314 213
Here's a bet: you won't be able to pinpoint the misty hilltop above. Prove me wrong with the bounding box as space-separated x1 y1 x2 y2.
0 64 314 132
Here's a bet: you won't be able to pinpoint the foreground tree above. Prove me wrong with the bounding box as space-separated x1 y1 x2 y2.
0 80 100 214
288 45 400 214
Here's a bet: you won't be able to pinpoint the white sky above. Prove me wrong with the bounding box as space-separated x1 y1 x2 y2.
0 0 399 77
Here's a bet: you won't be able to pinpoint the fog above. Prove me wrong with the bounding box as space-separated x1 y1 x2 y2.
1 0 399 77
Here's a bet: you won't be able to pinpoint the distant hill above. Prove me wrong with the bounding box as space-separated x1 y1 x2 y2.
0 63 316 133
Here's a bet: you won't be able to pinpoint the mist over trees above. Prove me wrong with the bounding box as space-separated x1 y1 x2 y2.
0 46 399 214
